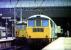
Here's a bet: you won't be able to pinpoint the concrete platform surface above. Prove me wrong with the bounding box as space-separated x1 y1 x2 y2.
0 37 15 42
42 37 71 50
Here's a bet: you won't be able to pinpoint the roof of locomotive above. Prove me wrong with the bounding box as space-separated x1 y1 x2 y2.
16 20 27 25
28 15 52 20
28 15 56 25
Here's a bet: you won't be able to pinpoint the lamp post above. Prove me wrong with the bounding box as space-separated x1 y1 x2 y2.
2 17 11 38
0 14 2 26
9 19 15 38
14 19 16 38
0 14 2 39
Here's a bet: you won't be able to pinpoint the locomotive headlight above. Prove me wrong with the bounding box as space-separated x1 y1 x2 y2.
29 36 31 38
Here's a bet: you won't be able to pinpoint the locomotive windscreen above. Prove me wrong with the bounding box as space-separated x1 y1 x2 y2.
36 19 48 27
36 19 41 26
28 19 48 27
42 20 48 27
28 20 35 27
16 24 25 29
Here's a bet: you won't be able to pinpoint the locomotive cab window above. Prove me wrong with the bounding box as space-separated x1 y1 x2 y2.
42 20 48 27
36 19 41 26
28 20 35 27
16 25 25 29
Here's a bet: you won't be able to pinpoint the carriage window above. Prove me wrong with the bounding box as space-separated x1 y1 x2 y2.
36 19 41 26
28 20 35 27
42 20 48 27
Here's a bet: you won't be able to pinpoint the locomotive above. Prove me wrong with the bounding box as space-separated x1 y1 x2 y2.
26 15 62 41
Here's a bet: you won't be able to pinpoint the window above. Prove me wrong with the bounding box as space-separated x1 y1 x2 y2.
42 20 48 27
16 25 24 29
28 20 35 27
36 19 41 26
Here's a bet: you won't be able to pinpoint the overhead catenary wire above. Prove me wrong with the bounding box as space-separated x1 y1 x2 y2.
35 0 45 14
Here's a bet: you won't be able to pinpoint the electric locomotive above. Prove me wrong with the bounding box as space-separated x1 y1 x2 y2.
16 21 27 37
26 15 62 43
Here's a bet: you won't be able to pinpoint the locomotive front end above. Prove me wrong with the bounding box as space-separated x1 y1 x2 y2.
26 15 52 48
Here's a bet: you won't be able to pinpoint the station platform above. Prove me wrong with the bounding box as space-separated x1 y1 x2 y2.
0 37 15 50
42 37 71 50
0 37 15 42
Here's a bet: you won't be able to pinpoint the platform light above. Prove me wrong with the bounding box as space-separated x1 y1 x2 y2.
2 17 11 19
0 14 2 16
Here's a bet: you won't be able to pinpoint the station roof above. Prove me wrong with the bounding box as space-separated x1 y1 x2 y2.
0 0 71 18
0 0 71 8
0 0 71 29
